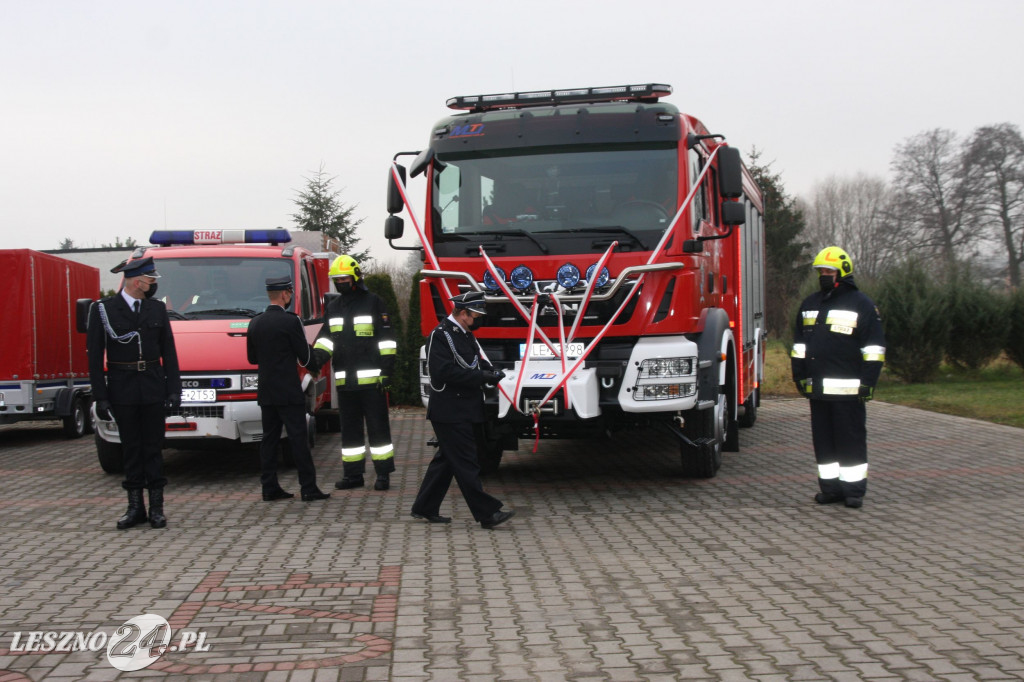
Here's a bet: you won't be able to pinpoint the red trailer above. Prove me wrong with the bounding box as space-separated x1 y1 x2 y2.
0 249 100 437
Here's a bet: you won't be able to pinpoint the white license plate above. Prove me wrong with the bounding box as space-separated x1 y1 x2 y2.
520 342 585 359
181 389 217 403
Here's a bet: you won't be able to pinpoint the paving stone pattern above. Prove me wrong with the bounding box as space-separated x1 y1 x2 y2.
0 399 1023 680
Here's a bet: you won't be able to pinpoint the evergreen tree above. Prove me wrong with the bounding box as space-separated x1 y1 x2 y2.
292 163 369 263
746 148 810 338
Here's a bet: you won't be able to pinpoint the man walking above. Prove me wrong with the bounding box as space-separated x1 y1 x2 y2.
87 256 181 529
246 275 329 502
791 247 886 509
411 292 514 529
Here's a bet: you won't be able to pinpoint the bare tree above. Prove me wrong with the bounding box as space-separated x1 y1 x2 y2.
965 123 1024 287
803 173 902 280
890 129 981 272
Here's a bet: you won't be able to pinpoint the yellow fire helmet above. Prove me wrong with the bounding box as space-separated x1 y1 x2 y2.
329 254 361 281
812 246 853 276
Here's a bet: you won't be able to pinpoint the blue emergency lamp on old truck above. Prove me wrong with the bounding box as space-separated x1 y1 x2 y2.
385 84 766 477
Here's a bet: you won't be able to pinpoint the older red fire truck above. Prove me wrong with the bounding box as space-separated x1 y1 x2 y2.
79 229 336 473
386 83 766 477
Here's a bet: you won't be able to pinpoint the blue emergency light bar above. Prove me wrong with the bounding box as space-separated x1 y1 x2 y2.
446 83 673 112
149 229 292 246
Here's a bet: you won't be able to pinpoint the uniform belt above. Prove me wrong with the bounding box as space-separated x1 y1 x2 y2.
108 359 159 371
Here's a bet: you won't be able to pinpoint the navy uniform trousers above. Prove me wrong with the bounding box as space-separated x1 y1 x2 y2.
412 421 502 523
112 399 167 490
259 404 317 496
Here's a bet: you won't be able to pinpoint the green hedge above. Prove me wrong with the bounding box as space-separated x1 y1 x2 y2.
1007 287 1024 370
945 273 1011 370
869 261 950 383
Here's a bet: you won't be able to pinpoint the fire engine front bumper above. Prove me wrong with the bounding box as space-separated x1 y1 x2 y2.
92 401 264 444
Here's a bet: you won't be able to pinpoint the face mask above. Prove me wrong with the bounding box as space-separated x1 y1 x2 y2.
335 280 356 294
818 274 836 293
143 282 158 299
467 314 484 331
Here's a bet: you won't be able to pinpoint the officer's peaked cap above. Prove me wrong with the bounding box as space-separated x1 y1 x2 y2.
450 291 487 315
265 275 294 291
114 256 160 278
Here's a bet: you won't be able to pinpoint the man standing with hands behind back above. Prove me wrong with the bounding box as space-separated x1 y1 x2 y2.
246 275 329 502
87 256 181 530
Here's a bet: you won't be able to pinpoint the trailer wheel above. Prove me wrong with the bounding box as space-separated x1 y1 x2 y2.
95 434 124 474
62 396 88 439
738 388 758 428
680 392 725 478
316 411 341 433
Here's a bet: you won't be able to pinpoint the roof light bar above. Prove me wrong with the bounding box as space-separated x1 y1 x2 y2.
446 83 673 112
149 229 292 246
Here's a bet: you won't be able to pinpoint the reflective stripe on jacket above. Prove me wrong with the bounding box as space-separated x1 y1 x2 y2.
314 288 396 391
791 278 886 401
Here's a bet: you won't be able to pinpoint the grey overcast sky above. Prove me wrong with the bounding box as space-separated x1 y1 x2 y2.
2 0 1022 262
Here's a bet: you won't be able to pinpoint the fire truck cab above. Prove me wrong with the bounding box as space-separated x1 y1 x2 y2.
386 84 766 478
79 229 337 473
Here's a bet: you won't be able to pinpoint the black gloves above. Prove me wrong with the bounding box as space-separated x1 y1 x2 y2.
481 370 506 386
95 399 113 421
165 394 181 410
858 385 874 401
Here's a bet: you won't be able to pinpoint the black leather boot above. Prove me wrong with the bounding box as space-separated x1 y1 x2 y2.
148 488 167 528
116 489 147 530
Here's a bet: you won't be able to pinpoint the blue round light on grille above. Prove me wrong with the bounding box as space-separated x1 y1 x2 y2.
586 264 610 287
509 265 534 290
556 263 580 289
482 267 506 292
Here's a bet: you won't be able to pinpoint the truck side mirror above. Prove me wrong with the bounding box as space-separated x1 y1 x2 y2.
721 201 746 226
76 298 93 333
385 215 405 240
717 147 743 199
387 164 407 215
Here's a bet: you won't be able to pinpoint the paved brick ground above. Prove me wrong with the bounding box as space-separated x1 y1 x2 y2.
1 399 1023 680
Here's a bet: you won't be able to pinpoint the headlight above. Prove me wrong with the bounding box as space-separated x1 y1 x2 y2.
633 383 697 401
638 358 694 378
242 373 259 390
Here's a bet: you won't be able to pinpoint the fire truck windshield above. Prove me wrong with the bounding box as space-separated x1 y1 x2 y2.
148 257 293 318
432 145 678 257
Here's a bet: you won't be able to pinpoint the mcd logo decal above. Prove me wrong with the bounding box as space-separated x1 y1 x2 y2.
531 373 557 380
451 123 485 138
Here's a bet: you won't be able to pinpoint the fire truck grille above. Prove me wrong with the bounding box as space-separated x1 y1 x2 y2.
168 406 225 419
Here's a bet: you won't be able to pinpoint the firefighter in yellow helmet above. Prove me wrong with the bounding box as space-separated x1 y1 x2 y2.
790 247 886 508
313 256 398 490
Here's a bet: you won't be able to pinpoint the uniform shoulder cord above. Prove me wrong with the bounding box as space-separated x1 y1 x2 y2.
426 323 480 393
95 301 143 358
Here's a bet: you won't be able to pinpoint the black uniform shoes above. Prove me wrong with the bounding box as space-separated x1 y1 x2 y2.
480 510 515 529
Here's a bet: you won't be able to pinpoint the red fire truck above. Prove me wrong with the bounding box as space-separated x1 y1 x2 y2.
385 84 766 477
1 250 99 437
78 229 337 473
